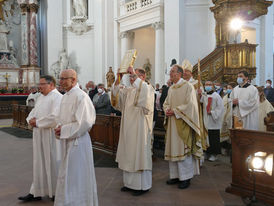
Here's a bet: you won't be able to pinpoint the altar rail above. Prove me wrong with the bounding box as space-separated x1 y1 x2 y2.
226 129 274 205
12 105 166 156
0 95 28 119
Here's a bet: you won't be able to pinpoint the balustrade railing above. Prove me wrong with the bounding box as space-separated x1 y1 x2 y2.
124 0 154 13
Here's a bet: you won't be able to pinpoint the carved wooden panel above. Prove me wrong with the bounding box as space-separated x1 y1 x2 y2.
226 129 274 205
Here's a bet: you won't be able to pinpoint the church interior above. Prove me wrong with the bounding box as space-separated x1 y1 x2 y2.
1 0 274 205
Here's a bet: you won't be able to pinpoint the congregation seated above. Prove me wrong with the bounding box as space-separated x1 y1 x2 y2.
92 83 112 115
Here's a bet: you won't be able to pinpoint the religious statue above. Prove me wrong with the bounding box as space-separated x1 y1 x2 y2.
106 66 115 88
72 0 87 18
143 58 151 81
59 49 69 71
50 49 70 79
0 20 9 52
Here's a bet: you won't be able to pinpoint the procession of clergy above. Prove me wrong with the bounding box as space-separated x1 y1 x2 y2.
17 58 274 206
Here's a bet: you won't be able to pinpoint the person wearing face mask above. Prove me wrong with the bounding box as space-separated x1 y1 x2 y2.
264 79 274 103
214 82 224 97
200 81 224 162
230 71 259 130
92 83 112 115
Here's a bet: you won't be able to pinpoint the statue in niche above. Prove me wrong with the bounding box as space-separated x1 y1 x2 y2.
51 49 70 79
143 58 151 81
72 0 87 18
59 49 69 71
0 20 8 52
106 66 115 88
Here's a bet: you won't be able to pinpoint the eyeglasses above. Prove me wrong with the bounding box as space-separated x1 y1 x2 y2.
60 77 73 81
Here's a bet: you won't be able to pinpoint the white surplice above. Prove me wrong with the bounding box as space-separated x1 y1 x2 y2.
258 99 274 131
54 85 98 206
26 92 41 107
26 89 62 198
231 84 259 130
200 92 224 130
112 78 154 190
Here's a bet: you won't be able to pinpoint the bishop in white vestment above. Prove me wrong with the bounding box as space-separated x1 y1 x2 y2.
19 75 62 202
231 71 259 130
112 67 154 196
54 69 98 206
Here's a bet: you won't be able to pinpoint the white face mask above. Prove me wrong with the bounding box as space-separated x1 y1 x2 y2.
98 88 103 93
266 83 271 88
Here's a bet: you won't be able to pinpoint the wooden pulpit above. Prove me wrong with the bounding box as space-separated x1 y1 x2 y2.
226 129 274 205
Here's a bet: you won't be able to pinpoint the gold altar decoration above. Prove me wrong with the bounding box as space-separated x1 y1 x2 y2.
210 0 273 47
120 49 137 73
2 72 10 90
193 41 257 84
192 0 272 84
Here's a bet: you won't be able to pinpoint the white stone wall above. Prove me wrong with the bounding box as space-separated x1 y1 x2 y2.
43 0 63 74
132 27 155 83
42 0 274 87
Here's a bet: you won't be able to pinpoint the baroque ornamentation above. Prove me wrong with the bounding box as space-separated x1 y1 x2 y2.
152 21 164 30
119 31 134 39
66 18 93 35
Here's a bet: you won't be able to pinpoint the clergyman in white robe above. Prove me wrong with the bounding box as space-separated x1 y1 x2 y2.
258 99 274 131
26 88 62 198
54 84 98 206
112 76 154 192
231 83 259 130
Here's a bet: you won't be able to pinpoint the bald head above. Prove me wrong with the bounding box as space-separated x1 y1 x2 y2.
61 69 77 79
60 69 77 92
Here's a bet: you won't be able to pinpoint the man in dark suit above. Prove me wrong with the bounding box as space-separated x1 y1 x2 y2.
87 81 98 102
264 79 274 103
160 80 172 112
92 83 112 115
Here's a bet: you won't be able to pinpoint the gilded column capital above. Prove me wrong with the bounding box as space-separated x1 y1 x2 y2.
152 22 164 30
119 31 135 39
20 3 29 12
29 3 39 13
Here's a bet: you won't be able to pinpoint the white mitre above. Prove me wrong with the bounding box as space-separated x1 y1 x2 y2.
181 59 193 73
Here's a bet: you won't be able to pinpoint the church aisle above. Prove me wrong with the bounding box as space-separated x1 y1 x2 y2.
0 129 244 206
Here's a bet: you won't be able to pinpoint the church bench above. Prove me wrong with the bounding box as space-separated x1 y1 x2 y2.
226 129 274 205
264 111 274 132
12 105 166 157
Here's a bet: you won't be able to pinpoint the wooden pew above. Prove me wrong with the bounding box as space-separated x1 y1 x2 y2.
12 105 166 156
265 111 274 132
89 115 120 155
226 129 274 205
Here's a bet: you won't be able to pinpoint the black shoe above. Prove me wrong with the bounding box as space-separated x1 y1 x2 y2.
166 178 180 185
121 186 133 192
18 193 42 202
51 196 55 202
178 179 191 189
132 189 149 196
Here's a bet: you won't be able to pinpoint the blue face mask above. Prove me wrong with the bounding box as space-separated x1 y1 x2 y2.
215 85 220 90
237 77 243 85
205 86 212 92
226 89 232 94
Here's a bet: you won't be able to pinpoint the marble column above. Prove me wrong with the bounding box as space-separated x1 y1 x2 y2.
119 31 134 86
29 2 39 67
19 3 29 66
119 31 134 61
152 22 165 85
